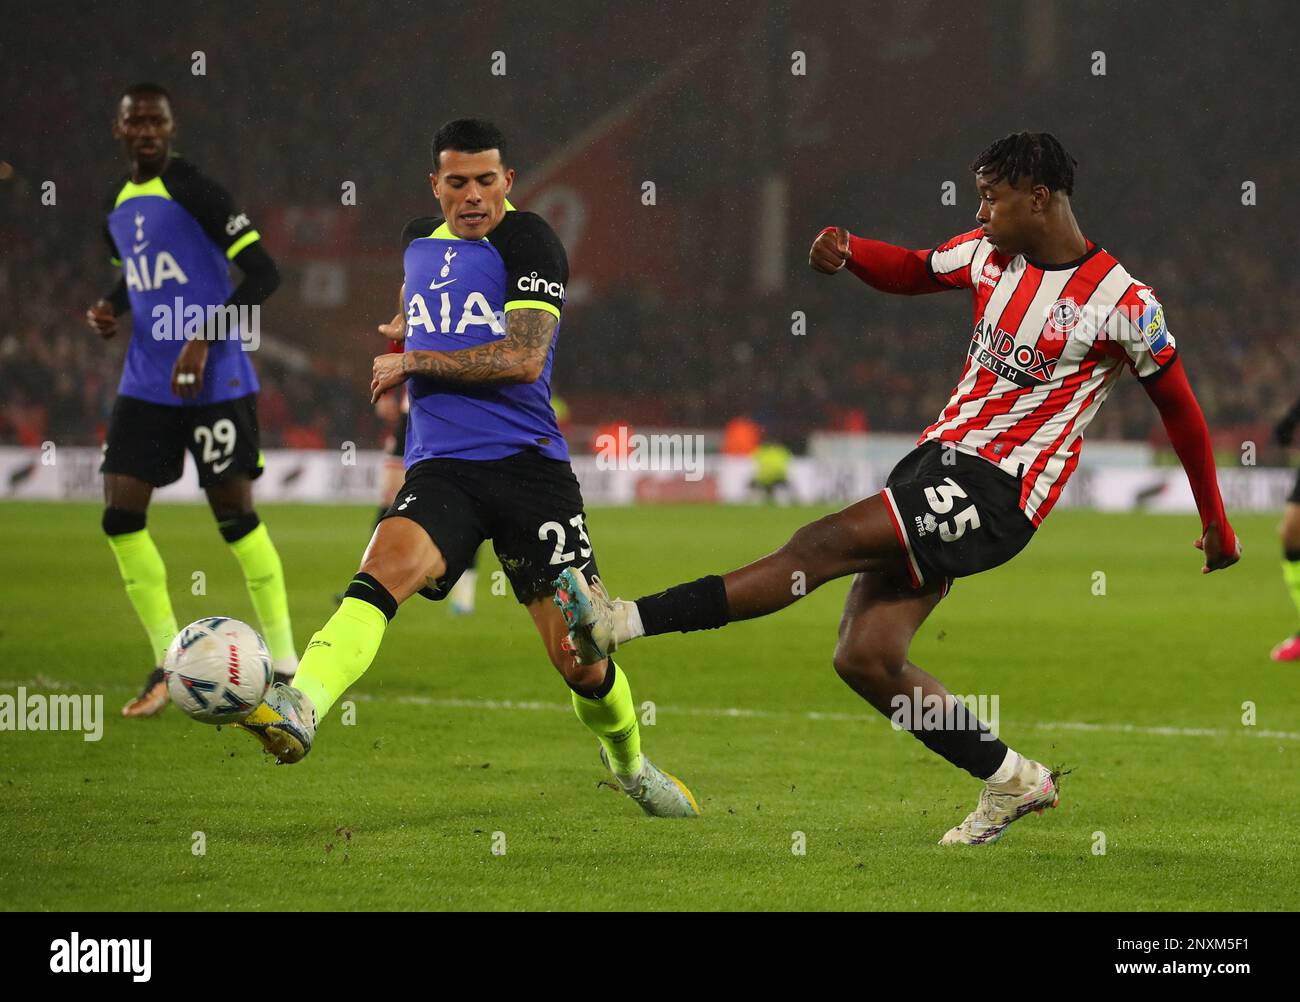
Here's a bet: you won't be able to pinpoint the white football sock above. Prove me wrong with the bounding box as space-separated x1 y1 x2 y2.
617 600 646 645
985 749 1022 786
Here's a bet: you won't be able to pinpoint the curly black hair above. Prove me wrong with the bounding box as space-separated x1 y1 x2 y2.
969 132 1077 195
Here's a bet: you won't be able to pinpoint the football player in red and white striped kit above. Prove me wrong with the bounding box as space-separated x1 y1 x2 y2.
554 132 1240 845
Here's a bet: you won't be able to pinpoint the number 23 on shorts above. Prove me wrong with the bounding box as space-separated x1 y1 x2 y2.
539 513 592 565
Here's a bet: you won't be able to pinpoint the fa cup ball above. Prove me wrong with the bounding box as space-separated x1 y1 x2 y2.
164 617 273 724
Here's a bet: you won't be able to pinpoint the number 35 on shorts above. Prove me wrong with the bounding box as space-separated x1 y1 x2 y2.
923 477 981 542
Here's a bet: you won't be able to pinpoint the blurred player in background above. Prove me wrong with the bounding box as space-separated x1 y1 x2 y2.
557 132 1240 844
87 83 297 716
1272 397 1300 660
750 440 793 504
239 119 695 816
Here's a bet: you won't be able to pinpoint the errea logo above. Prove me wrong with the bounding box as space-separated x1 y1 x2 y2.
979 261 1001 287
225 212 251 236
516 271 565 300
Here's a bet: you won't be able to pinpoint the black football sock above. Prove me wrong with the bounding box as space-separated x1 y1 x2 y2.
903 699 1008 780
633 575 729 636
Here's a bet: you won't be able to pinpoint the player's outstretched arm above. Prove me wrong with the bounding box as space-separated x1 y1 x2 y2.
809 226 947 295
1141 356 1241 573
370 307 556 401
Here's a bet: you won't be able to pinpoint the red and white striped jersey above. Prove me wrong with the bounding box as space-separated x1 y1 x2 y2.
918 228 1177 525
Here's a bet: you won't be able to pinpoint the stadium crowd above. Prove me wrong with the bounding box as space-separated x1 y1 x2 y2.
3 2 1295 459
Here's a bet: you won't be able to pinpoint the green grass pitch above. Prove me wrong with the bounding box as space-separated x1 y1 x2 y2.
1 501 1297 911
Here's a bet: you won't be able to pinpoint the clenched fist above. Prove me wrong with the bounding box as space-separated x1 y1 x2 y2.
86 299 118 339
809 227 851 274
1193 521 1241 574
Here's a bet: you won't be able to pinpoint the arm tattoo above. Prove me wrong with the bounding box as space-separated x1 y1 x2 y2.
403 309 557 386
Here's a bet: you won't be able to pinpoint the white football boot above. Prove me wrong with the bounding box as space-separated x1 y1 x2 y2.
939 758 1060 846
553 568 630 665
600 746 699 818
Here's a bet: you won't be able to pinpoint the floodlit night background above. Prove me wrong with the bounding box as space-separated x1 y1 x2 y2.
4 0 1296 456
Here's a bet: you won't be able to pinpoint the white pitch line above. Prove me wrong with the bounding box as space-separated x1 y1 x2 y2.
353 692 1300 741
365 692 866 723
4 681 1297 742
1027 719 1300 741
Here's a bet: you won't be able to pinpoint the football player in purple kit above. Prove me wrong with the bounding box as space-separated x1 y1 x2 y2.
87 83 297 716
238 120 697 818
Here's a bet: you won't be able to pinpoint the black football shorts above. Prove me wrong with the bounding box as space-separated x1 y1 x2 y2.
382 447 600 605
101 393 264 489
1288 465 1300 505
880 440 1037 591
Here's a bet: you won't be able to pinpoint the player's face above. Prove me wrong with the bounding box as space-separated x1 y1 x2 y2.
431 149 515 239
974 173 1038 257
113 95 175 174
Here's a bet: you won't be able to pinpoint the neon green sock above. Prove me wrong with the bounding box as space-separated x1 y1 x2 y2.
1284 558 1300 626
227 522 295 663
571 661 642 777
106 529 178 665
292 598 388 720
